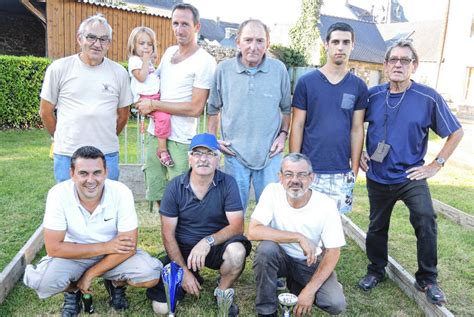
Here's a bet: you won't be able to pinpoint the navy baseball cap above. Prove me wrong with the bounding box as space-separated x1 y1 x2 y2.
189 133 219 151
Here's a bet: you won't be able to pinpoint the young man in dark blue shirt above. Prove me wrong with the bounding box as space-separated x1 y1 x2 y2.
147 133 251 316
290 22 368 215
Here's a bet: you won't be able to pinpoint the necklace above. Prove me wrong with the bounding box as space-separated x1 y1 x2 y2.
385 86 408 110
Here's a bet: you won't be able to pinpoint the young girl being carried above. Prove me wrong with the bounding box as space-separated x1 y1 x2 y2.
127 26 174 167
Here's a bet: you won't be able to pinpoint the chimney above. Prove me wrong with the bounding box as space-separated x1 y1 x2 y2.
225 27 237 39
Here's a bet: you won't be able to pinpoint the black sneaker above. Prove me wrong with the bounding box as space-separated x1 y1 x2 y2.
358 274 384 291
414 281 447 306
104 279 129 311
228 302 239 317
276 277 287 291
61 291 82 317
258 313 277 317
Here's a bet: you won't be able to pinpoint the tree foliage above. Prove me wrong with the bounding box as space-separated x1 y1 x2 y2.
289 0 322 65
269 44 307 68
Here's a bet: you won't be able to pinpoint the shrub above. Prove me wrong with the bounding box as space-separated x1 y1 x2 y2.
269 44 307 68
0 55 51 129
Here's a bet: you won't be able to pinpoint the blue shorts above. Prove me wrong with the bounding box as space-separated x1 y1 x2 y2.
54 152 120 183
311 171 355 214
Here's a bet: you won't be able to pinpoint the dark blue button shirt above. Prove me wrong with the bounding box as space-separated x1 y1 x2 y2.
160 169 243 247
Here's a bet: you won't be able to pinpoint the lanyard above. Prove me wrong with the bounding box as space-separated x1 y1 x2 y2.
382 87 407 142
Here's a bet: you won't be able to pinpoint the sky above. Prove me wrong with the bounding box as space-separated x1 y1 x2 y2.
187 0 449 25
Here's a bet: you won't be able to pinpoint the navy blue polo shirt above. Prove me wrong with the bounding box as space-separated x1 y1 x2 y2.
365 81 462 184
160 169 243 247
292 69 368 173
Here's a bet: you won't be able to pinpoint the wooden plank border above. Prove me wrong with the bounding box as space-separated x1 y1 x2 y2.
0 225 44 304
433 199 474 230
341 215 454 317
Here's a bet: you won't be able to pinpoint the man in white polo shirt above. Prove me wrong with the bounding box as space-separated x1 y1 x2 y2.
23 146 162 317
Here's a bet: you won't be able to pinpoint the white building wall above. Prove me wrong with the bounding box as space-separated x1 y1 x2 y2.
437 0 474 106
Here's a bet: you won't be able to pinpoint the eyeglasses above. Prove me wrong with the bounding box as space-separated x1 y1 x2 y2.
189 150 219 158
386 57 414 65
84 34 110 45
281 171 312 180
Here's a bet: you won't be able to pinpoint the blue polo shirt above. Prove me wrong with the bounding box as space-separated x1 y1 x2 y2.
292 70 368 173
365 81 462 184
160 169 243 247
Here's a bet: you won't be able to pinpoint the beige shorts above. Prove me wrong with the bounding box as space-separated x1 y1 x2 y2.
23 249 162 299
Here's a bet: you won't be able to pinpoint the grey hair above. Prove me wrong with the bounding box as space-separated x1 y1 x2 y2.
77 14 113 39
281 153 313 173
385 39 419 64
237 19 270 42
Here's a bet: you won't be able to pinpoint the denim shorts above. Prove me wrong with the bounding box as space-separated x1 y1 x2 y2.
311 171 355 214
54 152 120 183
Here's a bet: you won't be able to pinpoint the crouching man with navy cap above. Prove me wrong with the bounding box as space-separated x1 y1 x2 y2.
147 133 251 316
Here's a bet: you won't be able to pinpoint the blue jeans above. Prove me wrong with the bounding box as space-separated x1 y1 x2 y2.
53 152 120 183
224 154 281 214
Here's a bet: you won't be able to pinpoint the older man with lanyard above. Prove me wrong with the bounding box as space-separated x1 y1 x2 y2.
358 40 463 306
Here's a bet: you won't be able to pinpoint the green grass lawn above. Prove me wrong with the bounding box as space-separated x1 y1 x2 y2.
0 203 423 316
0 129 55 271
0 127 472 315
348 180 474 316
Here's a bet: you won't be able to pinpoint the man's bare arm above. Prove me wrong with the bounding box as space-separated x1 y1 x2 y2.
39 98 57 137
207 114 219 136
270 114 291 157
407 127 464 180
289 108 307 153
136 87 210 117
161 215 202 296
248 218 301 243
160 215 188 269
76 229 138 293
248 218 317 266
116 106 130 135
44 228 135 259
350 109 366 176
187 211 244 272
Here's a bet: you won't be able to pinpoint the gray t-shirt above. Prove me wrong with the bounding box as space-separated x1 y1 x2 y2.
41 54 132 156
208 55 291 169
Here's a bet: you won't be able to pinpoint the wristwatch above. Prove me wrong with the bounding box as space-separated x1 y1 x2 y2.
205 235 215 247
435 157 446 167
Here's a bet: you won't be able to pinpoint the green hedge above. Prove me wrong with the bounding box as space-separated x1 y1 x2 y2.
0 55 51 129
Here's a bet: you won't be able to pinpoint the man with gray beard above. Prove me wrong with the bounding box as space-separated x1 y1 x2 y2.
248 153 347 317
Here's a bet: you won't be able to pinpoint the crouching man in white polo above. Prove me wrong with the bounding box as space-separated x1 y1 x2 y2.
24 146 162 317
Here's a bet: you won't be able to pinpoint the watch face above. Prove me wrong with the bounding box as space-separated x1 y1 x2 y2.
436 157 445 165
206 236 215 245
